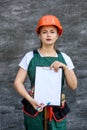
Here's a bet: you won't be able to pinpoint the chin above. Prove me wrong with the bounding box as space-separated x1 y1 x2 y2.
46 42 53 45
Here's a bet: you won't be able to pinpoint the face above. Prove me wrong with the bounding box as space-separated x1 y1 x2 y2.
39 25 59 46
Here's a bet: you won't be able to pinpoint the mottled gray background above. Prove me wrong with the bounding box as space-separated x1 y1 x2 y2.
0 0 87 130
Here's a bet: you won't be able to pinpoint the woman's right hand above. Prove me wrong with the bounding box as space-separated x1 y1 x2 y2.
29 98 45 112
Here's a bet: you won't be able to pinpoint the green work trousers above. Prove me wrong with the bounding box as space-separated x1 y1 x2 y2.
24 113 66 130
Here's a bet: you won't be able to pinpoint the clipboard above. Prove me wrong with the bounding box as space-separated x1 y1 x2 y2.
34 67 62 106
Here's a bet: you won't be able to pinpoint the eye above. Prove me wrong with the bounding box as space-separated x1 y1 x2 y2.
50 30 56 33
51 31 55 33
42 31 47 34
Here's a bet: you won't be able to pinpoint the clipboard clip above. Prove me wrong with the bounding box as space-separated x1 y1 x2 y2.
43 67 51 70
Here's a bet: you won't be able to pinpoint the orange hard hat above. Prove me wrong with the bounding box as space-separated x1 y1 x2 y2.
36 15 63 36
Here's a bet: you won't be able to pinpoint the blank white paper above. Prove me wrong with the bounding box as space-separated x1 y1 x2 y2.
34 67 62 106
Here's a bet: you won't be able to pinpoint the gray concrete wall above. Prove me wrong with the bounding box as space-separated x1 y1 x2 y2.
0 0 87 130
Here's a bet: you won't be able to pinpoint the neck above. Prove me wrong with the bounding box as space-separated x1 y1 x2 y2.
41 44 55 52
39 46 57 57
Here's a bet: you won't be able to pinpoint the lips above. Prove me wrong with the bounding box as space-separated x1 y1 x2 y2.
46 39 52 41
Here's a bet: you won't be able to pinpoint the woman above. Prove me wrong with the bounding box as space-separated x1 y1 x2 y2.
14 15 77 130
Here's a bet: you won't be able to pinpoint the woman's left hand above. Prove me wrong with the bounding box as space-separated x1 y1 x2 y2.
50 61 67 72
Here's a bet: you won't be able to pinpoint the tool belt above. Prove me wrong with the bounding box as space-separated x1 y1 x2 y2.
21 93 70 121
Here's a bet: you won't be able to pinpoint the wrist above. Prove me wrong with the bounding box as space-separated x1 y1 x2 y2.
63 65 68 71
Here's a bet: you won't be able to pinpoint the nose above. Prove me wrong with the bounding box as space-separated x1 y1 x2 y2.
47 32 51 37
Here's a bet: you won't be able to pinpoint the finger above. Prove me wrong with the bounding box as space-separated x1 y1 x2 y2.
50 61 59 68
35 106 43 112
54 67 58 72
50 63 54 69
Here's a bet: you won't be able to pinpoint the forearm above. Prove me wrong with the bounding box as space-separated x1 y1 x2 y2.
14 81 33 103
14 68 44 111
64 67 78 89
50 61 78 89
14 81 45 112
